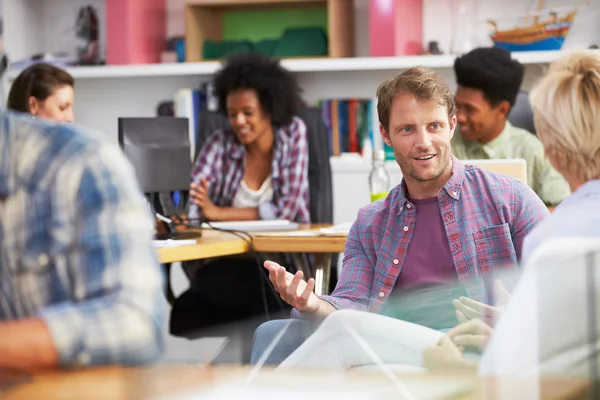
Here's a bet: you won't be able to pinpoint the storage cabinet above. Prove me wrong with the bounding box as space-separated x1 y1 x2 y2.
184 0 354 61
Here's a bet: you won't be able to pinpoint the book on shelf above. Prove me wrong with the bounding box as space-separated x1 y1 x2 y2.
174 88 206 160
319 98 373 157
319 97 396 161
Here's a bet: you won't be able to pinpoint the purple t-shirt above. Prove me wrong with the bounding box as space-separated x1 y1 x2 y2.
394 196 458 290
381 196 462 329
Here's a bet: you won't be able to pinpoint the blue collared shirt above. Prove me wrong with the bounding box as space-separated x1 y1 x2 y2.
0 111 165 367
522 180 600 265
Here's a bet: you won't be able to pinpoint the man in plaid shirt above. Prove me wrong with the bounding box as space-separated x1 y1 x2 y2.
0 111 165 370
252 66 550 367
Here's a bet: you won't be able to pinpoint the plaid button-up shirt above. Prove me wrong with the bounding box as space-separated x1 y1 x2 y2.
0 111 165 367
188 117 310 223
315 157 549 314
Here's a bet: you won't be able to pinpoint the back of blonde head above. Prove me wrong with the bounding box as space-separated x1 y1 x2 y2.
530 50 600 183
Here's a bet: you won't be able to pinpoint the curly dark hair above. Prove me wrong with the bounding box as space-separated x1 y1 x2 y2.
213 52 304 128
454 47 524 107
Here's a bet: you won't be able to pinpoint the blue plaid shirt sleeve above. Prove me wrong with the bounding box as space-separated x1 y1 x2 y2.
37 142 166 367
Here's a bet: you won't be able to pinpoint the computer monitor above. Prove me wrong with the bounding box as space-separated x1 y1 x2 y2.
118 117 199 240
118 117 192 193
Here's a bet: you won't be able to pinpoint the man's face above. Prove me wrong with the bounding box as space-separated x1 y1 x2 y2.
455 86 505 143
380 93 456 185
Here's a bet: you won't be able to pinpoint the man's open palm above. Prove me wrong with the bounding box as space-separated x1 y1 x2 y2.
264 261 320 313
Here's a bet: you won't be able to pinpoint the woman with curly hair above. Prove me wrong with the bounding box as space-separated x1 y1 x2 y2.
170 52 310 359
188 51 309 223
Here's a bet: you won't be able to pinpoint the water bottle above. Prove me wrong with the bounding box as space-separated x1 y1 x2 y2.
369 150 390 202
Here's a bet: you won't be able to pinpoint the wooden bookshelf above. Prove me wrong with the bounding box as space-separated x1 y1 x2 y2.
184 0 354 62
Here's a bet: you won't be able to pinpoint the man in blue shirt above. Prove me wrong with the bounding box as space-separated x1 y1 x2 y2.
0 111 165 369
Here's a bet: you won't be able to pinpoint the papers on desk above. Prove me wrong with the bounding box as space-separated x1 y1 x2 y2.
201 219 299 232
319 221 353 236
152 239 197 248
251 221 354 237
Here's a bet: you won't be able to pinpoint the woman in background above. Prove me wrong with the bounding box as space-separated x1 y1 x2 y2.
170 52 310 361
7 63 74 123
187 51 309 223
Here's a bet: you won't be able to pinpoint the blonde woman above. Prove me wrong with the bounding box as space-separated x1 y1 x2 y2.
433 49 600 376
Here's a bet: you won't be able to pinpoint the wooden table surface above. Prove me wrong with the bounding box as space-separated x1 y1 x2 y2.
1 365 590 400
156 224 347 264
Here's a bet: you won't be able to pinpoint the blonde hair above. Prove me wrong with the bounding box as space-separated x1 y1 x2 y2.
530 50 600 183
377 66 456 131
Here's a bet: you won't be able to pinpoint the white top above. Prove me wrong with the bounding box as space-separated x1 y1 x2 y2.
480 238 600 381
232 176 274 209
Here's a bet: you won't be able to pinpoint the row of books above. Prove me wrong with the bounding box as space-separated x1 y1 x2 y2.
319 98 376 157
174 88 386 160
173 87 209 160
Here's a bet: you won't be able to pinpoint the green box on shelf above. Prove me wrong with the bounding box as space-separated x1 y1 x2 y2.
221 8 328 42
273 27 328 57
255 39 278 56
203 40 254 60
202 27 328 60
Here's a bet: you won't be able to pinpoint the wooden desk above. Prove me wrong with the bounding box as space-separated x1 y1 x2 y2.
156 224 347 296
156 225 346 264
157 229 247 264
2 365 589 400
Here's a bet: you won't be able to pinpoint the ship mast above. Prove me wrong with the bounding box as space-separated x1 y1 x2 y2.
537 0 545 11
533 0 545 24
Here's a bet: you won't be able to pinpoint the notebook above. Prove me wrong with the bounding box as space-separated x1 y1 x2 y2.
201 220 299 232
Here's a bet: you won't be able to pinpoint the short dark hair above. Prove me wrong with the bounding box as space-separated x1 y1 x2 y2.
213 52 304 128
7 63 74 113
454 47 524 107
377 66 456 131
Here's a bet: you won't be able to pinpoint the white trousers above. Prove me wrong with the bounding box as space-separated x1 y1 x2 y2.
277 309 445 371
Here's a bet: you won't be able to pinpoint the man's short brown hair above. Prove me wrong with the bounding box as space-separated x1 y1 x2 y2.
376 66 456 131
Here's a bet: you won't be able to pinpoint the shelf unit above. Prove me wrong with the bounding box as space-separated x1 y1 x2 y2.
5 50 569 80
183 0 354 61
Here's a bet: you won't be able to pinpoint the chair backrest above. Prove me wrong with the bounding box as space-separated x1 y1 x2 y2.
194 108 333 223
508 91 536 135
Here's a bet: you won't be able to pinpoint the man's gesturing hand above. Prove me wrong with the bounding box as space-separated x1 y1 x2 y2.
264 260 320 313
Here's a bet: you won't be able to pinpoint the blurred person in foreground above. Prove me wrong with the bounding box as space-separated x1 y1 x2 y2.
439 49 600 376
0 81 165 368
451 47 570 207
251 65 549 368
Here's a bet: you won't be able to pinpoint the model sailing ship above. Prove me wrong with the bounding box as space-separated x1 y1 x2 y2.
488 0 576 51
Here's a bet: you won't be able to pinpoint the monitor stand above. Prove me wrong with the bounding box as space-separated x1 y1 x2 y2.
155 218 202 241
155 230 201 240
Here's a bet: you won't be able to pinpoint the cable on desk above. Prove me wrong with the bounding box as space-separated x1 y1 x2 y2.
157 213 287 320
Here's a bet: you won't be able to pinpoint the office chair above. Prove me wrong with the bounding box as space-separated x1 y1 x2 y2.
508 91 536 135
194 108 334 224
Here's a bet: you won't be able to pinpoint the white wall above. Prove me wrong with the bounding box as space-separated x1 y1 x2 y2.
3 0 599 140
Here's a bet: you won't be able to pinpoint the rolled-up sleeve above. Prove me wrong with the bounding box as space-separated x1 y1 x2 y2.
258 118 309 221
38 142 165 367
292 213 374 318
